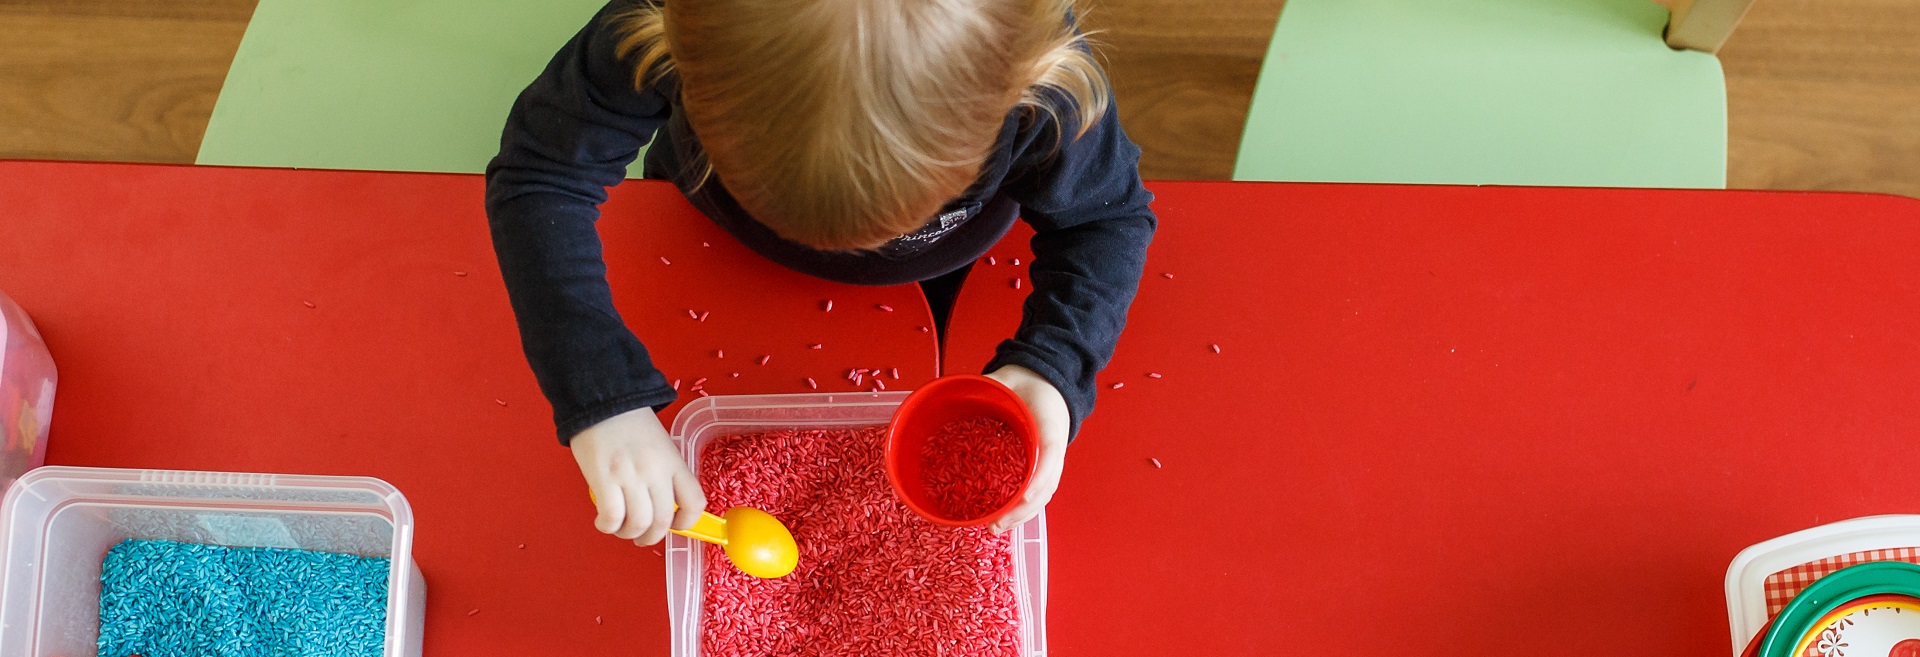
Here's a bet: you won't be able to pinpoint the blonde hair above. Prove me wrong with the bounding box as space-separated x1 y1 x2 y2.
616 0 1109 250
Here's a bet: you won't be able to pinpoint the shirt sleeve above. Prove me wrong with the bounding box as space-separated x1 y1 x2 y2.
991 90 1158 440
485 0 677 444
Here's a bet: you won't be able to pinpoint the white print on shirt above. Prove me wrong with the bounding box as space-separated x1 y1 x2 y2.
894 207 971 245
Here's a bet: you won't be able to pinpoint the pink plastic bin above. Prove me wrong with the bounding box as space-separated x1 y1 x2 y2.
0 291 54 493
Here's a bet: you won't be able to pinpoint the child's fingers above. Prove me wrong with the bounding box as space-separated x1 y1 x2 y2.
992 439 1067 533
637 479 676 545
616 480 653 540
992 499 1044 535
670 470 708 531
587 478 626 535
990 474 1055 534
992 483 1052 533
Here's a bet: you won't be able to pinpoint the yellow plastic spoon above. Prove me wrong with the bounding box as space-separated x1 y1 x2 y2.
590 490 798 578
676 506 799 579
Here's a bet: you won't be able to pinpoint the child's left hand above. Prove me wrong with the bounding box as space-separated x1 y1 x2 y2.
985 365 1071 533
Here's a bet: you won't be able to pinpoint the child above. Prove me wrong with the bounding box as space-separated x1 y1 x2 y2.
487 0 1155 547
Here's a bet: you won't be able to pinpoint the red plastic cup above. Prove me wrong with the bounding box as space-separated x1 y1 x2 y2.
885 374 1040 526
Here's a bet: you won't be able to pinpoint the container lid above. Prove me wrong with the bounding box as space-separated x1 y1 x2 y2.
1752 562 1920 657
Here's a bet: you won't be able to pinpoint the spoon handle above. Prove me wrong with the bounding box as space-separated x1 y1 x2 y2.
670 511 730 545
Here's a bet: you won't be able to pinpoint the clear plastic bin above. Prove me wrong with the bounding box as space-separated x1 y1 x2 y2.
666 392 1049 657
0 291 55 494
0 466 426 657
1724 514 1920 656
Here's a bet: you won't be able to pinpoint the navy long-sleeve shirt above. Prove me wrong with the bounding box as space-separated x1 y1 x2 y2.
486 0 1156 443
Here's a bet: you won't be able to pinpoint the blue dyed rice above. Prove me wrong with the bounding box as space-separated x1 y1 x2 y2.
97 539 389 657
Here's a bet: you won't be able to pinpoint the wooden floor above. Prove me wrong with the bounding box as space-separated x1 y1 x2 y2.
0 1 251 164
1718 0 1920 197
2 0 1916 196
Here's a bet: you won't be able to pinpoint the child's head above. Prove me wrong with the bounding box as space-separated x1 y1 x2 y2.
619 0 1107 250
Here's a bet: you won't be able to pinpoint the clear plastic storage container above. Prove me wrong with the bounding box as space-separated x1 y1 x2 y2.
0 291 55 493
666 392 1049 657
1725 514 1920 656
0 466 426 657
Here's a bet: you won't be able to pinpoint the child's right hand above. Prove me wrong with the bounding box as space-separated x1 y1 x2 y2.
570 407 708 546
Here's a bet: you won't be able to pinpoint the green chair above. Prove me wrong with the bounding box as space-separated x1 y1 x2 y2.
198 0 645 177
1234 0 1732 188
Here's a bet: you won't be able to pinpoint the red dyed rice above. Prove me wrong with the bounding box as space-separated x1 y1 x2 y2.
919 418 1030 522
698 427 1021 657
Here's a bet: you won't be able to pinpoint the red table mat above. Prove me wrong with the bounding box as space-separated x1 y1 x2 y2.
945 181 1920 656
0 161 937 654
